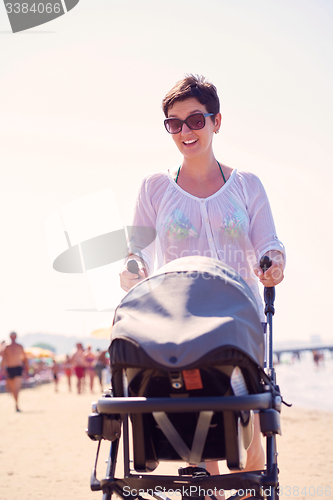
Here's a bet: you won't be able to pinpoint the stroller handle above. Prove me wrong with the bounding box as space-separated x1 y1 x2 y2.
259 255 272 273
259 256 276 315
127 259 140 277
260 256 276 380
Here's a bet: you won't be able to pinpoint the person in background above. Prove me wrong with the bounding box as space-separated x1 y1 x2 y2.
52 360 59 392
94 348 108 392
64 354 72 392
1 332 28 412
84 345 96 393
71 343 86 394
312 349 324 368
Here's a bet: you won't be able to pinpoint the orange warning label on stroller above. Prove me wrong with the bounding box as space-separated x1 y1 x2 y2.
182 369 203 390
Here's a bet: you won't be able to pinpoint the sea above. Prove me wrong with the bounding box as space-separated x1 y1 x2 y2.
273 350 333 412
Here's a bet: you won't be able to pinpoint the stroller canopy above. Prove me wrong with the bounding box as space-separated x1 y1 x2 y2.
111 256 265 369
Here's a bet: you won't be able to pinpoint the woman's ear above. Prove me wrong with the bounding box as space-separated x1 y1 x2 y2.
214 113 222 133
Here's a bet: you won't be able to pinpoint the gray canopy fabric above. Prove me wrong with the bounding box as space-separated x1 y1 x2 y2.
111 256 265 368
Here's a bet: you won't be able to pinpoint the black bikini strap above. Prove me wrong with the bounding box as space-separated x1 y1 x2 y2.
217 161 227 184
175 162 226 184
175 165 181 184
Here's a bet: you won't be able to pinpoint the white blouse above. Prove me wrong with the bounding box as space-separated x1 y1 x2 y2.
129 169 285 320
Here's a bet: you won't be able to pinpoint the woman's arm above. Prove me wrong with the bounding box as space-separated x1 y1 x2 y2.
242 173 286 287
119 175 159 292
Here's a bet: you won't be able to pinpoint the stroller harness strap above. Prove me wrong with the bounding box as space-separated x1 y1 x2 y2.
190 411 215 464
152 411 214 464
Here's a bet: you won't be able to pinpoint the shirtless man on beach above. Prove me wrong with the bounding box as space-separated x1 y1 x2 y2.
1 332 28 412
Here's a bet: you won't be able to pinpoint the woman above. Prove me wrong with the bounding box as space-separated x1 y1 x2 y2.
119 75 285 487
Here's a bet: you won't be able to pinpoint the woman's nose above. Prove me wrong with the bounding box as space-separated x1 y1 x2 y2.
181 122 192 135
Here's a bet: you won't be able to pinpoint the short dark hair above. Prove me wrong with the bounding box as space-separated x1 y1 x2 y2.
162 74 220 118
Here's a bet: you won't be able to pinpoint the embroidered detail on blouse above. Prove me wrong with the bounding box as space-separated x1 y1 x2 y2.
164 209 199 240
220 203 246 238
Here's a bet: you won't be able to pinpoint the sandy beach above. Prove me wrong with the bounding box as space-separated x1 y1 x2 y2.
1 376 332 500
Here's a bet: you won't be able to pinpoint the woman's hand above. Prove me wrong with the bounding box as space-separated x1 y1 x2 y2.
253 250 284 287
119 257 147 292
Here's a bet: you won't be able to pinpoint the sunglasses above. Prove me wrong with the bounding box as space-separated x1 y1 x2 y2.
164 112 214 134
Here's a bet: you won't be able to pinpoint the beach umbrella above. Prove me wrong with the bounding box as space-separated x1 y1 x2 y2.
91 326 112 339
25 347 55 359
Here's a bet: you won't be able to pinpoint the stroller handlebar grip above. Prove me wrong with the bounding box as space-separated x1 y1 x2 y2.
260 255 272 273
127 259 140 277
259 254 275 311
259 255 276 307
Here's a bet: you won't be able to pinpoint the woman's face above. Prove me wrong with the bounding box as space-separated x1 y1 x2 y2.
166 98 221 160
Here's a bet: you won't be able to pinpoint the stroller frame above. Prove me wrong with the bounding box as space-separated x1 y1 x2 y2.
87 258 282 500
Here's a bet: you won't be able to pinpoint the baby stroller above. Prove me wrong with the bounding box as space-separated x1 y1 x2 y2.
87 256 283 500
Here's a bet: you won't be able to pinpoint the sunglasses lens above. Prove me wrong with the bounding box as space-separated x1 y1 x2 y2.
165 118 182 134
164 113 208 133
187 113 205 130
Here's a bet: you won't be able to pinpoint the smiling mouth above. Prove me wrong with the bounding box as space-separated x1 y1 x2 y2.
183 139 198 145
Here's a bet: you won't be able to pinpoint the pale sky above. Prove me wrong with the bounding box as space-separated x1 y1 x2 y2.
0 0 332 344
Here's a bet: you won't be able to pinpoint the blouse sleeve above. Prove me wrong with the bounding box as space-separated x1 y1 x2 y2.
127 176 157 274
242 173 286 266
